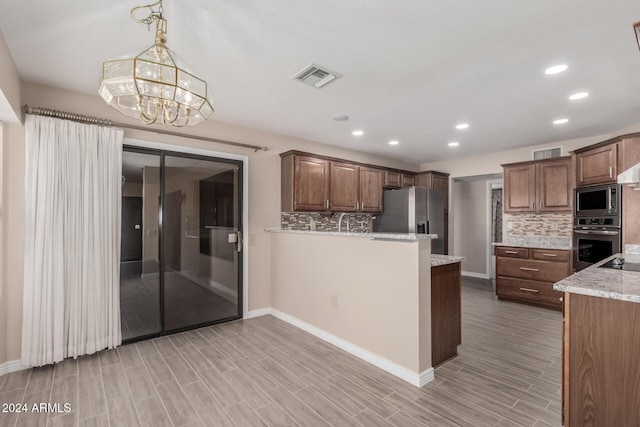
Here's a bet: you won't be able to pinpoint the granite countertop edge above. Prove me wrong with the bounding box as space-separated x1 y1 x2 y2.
554 253 640 303
430 254 466 266
264 228 437 241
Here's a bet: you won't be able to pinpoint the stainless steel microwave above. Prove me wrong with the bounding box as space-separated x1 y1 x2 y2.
574 184 621 218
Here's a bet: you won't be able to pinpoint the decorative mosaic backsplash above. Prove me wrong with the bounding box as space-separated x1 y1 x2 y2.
281 212 372 233
504 213 572 238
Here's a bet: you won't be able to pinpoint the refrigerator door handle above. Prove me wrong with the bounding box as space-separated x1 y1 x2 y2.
426 220 429 234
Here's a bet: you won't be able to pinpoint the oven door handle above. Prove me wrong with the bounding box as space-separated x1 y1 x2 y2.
574 230 619 235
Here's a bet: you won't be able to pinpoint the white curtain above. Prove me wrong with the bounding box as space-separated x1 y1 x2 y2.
22 115 124 367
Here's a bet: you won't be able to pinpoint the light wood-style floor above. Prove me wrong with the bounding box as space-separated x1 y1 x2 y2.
0 277 562 427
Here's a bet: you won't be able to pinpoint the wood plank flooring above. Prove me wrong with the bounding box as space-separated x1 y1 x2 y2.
0 277 562 426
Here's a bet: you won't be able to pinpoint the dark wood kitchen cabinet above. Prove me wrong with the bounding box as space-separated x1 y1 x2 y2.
384 170 402 188
281 154 330 211
401 173 415 187
562 292 640 426
281 151 383 213
329 162 359 212
496 246 568 310
431 261 462 367
503 163 536 212
359 167 384 212
574 140 619 187
503 157 572 213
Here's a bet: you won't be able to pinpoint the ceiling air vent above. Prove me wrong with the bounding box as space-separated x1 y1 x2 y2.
533 147 562 160
291 63 342 89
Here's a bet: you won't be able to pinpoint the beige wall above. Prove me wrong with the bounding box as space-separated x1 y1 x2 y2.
270 232 432 373
0 81 419 365
0 32 21 123
452 180 489 275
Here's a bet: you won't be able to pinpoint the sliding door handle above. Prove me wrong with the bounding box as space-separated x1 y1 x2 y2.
236 231 243 253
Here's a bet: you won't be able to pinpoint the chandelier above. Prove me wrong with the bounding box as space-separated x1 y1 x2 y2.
98 0 214 127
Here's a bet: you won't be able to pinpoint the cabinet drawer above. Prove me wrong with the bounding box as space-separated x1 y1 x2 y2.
496 247 529 259
531 248 570 262
496 277 563 308
497 258 570 283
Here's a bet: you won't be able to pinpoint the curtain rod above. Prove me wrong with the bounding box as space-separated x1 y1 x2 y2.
23 105 269 152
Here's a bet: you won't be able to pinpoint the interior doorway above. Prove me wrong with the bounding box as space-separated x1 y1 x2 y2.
120 146 244 342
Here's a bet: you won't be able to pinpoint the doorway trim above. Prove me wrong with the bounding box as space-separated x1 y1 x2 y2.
487 179 503 281
123 137 250 319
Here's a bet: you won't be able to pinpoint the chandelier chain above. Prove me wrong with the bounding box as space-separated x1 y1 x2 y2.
131 0 164 30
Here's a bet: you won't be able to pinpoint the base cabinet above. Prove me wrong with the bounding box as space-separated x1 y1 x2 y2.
496 247 568 310
431 262 461 367
563 293 640 426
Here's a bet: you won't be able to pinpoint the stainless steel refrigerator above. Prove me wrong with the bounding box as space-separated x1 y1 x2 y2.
372 186 446 254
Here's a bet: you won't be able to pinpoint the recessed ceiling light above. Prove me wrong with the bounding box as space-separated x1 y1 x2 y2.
553 118 569 125
569 92 589 100
332 114 349 121
448 142 460 147
352 130 364 136
388 140 399 146
545 64 568 75
455 123 469 130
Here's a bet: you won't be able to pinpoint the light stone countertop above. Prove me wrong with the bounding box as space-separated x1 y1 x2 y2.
264 228 437 241
430 254 466 267
553 253 640 303
493 235 571 250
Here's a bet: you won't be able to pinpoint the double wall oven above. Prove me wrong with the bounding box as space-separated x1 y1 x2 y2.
573 183 622 271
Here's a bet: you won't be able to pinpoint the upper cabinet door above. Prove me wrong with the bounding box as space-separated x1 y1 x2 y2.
294 156 330 211
576 144 617 187
384 171 402 188
329 162 359 212
504 164 536 213
538 158 572 212
359 167 384 213
401 173 415 187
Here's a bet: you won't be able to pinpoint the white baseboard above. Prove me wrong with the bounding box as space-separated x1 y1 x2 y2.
244 308 271 319
0 359 26 377
269 308 432 388
462 271 491 280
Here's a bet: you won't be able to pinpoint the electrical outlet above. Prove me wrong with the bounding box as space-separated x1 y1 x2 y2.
249 234 256 246
331 294 339 309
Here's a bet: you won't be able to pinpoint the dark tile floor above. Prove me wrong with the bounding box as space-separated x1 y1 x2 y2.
0 277 562 426
120 261 238 340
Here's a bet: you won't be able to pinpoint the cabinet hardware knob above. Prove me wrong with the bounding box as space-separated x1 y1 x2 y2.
559 297 564 302
532 202 535 210
504 251 519 254
609 166 613 178
540 201 543 210
361 202 365 210
542 253 557 257
520 267 539 272
519 287 539 293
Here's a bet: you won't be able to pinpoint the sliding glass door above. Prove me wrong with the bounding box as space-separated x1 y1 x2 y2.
120 147 243 342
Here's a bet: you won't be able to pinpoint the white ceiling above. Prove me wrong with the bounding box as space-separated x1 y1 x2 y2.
2 0 640 163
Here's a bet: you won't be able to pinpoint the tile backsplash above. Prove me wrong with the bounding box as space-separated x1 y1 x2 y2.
504 213 572 238
281 212 372 233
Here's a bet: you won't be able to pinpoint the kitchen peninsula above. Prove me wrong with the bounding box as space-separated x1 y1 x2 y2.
266 228 464 387
554 248 640 426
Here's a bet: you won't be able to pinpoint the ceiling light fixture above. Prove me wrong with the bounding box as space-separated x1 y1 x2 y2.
448 142 460 147
545 64 568 75
333 114 349 121
352 130 364 136
99 0 214 127
455 123 469 130
553 118 569 125
388 140 399 145
569 92 589 100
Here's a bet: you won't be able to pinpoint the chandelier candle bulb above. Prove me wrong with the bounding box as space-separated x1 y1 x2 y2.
98 0 214 127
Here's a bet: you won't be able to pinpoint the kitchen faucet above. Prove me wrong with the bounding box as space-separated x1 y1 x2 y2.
338 213 350 232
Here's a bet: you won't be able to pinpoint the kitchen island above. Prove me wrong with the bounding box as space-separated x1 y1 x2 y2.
554 250 640 426
266 228 463 387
